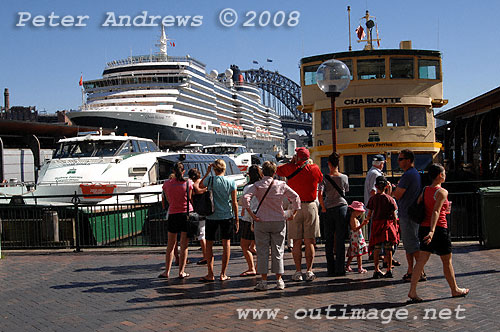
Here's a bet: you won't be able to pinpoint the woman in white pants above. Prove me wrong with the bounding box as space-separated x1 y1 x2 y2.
242 161 300 291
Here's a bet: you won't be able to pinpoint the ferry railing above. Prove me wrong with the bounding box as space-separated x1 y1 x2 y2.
0 184 487 250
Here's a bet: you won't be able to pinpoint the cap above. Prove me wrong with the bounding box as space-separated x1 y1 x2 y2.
373 154 385 162
295 147 310 160
348 201 365 212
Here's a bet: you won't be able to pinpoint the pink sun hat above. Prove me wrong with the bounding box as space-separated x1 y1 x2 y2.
348 201 365 212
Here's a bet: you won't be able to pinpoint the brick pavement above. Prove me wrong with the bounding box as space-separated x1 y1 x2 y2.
0 243 498 332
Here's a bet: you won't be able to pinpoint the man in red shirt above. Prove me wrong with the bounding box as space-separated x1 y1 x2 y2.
277 147 323 281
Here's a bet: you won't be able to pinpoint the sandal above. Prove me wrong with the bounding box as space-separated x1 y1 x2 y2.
358 268 367 274
419 273 427 282
199 276 215 282
220 275 231 281
345 266 353 272
402 273 412 282
407 296 423 304
157 272 169 279
452 288 469 298
239 271 257 277
178 272 190 279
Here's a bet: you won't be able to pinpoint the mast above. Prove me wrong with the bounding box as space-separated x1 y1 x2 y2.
156 24 168 60
348 6 352 51
357 10 381 50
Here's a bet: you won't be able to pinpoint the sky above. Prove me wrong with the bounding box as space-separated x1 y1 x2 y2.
1 0 499 115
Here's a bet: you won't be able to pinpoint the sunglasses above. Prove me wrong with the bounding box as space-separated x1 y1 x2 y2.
398 157 408 161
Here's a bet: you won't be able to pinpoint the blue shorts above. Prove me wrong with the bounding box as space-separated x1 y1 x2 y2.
399 216 420 254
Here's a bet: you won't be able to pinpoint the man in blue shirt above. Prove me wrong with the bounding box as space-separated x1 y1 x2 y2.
392 149 423 282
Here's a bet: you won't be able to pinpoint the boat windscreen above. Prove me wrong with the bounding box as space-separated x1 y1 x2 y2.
53 140 125 158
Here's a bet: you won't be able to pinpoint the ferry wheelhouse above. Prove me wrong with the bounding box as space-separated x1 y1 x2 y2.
299 13 446 177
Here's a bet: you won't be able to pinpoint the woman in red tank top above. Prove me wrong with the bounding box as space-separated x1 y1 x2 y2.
407 164 469 303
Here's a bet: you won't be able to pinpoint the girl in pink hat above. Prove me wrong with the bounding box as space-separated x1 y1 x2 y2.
345 201 369 273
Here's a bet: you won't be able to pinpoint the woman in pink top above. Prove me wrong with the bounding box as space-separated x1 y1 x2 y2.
408 164 469 302
158 162 193 280
242 161 300 291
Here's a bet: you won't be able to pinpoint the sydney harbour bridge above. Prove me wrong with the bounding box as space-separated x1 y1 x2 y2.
240 68 312 142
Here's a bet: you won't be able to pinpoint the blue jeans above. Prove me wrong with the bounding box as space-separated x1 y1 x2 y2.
323 205 348 275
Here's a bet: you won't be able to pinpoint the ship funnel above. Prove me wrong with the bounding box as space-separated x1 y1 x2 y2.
4 88 9 112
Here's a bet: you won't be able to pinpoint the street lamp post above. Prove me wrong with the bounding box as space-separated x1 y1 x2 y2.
316 60 351 152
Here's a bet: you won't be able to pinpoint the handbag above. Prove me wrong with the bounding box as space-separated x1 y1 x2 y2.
186 182 200 238
408 186 427 224
192 177 215 216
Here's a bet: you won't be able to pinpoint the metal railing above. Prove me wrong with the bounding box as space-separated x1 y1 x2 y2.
0 185 488 250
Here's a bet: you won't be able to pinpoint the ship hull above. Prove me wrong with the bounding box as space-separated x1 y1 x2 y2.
68 112 281 153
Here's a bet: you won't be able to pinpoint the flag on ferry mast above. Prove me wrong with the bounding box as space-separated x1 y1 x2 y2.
376 23 380 47
79 75 83 86
356 25 365 40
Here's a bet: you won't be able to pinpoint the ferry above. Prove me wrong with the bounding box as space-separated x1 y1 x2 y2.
0 132 167 204
202 143 277 172
299 10 446 177
67 27 284 155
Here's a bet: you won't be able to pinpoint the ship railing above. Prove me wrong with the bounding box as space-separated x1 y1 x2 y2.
105 55 206 69
0 184 487 250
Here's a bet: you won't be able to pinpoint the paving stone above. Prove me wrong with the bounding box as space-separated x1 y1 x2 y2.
0 243 497 331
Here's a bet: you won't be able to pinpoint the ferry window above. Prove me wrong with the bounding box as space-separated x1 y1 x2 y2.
390 154 402 174
415 153 433 171
138 140 149 152
357 59 385 80
342 108 360 128
119 141 133 155
344 155 363 175
418 59 440 79
147 141 159 152
408 107 427 126
367 154 387 172
303 64 320 85
387 107 405 127
342 59 353 80
320 157 329 174
131 140 140 153
390 58 414 79
94 141 123 157
320 110 339 130
364 107 383 127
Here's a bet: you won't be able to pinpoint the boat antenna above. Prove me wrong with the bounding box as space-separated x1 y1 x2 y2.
347 6 352 51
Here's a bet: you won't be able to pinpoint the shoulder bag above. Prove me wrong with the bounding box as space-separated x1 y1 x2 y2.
186 181 200 238
192 177 215 216
324 174 346 200
286 161 309 181
408 186 427 224
253 178 275 215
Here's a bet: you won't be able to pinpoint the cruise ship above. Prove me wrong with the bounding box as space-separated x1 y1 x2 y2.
67 27 284 154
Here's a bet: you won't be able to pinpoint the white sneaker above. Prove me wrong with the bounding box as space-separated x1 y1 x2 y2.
292 271 303 281
276 279 285 290
305 271 316 281
254 280 268 291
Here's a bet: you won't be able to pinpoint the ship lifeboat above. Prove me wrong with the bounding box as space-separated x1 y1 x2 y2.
80 184 117 199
